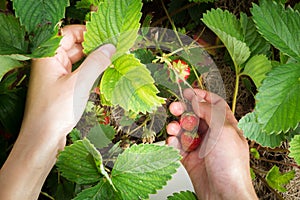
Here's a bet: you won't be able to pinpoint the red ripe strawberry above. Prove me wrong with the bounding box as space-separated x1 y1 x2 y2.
180 131 201 152
172 59 190 82
179 112 199 131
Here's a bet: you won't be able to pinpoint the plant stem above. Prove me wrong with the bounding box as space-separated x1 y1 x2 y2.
231 62 240 114
152 3 197 27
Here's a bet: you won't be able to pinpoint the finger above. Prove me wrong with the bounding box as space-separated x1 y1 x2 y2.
73 44 115 88
169 101 186 116
183 88 225 106
60 25 86 51
72 44 116 122
55 47 72 73
166 121 181 136
67 43 84 64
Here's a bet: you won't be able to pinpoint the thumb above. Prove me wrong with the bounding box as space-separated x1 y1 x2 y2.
73 44 116 122
74 44 116 89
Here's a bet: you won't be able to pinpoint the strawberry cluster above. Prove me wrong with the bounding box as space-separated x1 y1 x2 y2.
179 112 202 152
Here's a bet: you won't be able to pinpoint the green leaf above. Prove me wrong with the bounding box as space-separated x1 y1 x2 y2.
13 0 69 34
83 0 142 59
73 180 122 200
250 148 260 159
100 54 165 114
30 33 62 58
238 112 285 148
0 82 26 134
250 168 256 180
255 63 300 133
202 8 250 65
87 124 116 149
242 55 272 88
266 165 295 192
289 135 300 165
240 13 270 57
0 13 28 55
56 139 102 185
0 56 23 80
167 190 198 200
251 0 300 61
69 128 81 143
111 144 181 200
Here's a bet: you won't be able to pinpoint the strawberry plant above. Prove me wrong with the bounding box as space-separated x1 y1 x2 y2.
1 0 299 198
201 0 300 195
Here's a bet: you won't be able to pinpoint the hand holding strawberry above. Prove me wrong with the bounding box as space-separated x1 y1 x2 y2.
166 89 257 200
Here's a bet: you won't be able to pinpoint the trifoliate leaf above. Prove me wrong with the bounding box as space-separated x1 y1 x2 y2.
251 0 300 61
87 124 116 149
239 13 270 57
83 0 142 59
266 165 295 192
111 144 181 200
0 56 23 80
242 54 272 88
238 112 285 148
100 54 165 114
255 63 300 133
202 9 250 65
0 13 28 55
56 139 103 185
12 0 69 34
167 190 198 200
73 179 122 200
289 135 300 165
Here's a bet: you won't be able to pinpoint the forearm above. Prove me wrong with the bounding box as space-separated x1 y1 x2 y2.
0 124 66 200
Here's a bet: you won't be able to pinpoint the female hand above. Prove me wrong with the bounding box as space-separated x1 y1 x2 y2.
0 25 115 200
166 88 257 200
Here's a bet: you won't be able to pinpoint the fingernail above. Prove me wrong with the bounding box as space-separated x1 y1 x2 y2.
97 44 116 58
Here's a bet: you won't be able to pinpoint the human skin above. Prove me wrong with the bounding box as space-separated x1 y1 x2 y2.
166 88 258 200
0 25 115 200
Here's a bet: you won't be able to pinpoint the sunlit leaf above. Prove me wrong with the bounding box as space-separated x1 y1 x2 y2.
111 144 181 200
242 55 272 88
83 0 142 59
255 63 300 133
251 0 300 61
289 134 300 165
266 165 295 192
100 54 165 114
167 190 198 200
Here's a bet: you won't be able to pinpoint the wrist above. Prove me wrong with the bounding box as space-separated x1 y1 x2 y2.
0 122 67 200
